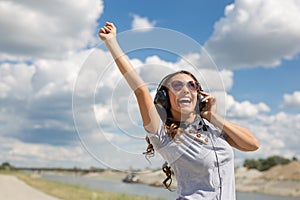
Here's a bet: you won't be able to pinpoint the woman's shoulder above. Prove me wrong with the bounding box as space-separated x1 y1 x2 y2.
147 121 172 148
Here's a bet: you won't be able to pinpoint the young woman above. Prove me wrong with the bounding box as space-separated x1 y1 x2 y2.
98 22 259 200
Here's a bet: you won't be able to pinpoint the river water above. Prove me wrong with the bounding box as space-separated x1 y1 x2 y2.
40 173 299 200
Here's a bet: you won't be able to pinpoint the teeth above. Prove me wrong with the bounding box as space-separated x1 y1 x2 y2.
179 97 191 103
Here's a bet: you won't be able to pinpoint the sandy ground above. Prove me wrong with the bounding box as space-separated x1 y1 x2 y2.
0 174 60 200
235 164 300 197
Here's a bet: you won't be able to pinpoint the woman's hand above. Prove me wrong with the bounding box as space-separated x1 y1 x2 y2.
199 91 217 121
199 91 259 151
98 22 117 41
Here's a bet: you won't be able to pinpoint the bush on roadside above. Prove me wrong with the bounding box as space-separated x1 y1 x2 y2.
243 155 296 171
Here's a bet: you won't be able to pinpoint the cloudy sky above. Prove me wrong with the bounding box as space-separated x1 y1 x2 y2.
1 0 299 170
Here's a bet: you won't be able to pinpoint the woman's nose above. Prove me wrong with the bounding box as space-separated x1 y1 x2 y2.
182 85 190 93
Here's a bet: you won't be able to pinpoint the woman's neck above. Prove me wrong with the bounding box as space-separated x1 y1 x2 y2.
171 110 197 123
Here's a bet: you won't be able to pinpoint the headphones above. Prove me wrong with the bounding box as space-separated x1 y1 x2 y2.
154 71 206 122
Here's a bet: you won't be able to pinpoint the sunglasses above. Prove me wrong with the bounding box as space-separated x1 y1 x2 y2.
169 80 199 92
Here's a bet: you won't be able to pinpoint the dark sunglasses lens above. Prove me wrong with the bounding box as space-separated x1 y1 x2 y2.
171 81 184 91
188 81 198 91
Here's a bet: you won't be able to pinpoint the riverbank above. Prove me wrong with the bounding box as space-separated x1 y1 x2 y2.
83 161 300 197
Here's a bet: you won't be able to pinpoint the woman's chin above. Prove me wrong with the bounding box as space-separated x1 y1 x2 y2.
179 107 195 115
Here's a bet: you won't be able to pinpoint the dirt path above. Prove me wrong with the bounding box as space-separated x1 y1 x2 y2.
0 174 60 200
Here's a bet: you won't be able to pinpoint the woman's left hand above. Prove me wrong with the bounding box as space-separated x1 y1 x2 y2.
199 91 217 121
199 92 260 151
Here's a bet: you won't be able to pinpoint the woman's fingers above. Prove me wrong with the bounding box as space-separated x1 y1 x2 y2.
99 27 106 34
103 26 111 33
99 22 113 33
98 22 117 40
199 90 210 96
199 91 216 103
106 22 114 27
105 22 115 31
201 95 216 107
201 95 212 102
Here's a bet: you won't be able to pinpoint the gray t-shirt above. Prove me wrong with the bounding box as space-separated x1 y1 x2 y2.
148 115 235 200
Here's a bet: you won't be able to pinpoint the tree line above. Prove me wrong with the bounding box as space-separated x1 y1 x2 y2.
1 155 299 172
243 155 298 171
0 162 106 173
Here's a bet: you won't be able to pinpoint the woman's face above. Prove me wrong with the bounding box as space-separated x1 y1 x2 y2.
167 73 198 120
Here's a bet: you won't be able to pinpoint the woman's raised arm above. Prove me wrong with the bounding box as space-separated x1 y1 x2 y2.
98 22 160 134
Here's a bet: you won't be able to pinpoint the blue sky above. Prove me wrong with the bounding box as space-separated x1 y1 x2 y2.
0 0 300 170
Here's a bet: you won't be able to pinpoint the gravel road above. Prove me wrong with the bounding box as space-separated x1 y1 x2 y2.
0 174 60 200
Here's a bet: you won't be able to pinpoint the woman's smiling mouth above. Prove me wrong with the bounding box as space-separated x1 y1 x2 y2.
178 97 192 106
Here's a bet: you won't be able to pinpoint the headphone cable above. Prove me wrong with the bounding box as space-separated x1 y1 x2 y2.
201 118 222 200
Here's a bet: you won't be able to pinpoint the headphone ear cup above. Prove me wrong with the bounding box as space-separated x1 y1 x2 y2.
154 89 170 122
154 90 169 109
196 83 205 113
196 93 206 113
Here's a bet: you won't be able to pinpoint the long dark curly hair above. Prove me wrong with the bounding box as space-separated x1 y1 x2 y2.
143 70 202 190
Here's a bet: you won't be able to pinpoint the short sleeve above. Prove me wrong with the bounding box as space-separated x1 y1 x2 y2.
146 120 170 150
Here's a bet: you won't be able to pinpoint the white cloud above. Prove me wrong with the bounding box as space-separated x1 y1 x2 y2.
0 63 35 99
281 91 300 109
204 0 300 69
137 54 233 93
0 136 90 168
0 0 103 59
131 14 156 32
228 110 300 165
0 49 97 160
245 112 300 160
226 95 270 118
174 53 234 91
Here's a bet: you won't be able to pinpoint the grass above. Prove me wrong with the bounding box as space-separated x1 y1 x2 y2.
0 170 165 200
